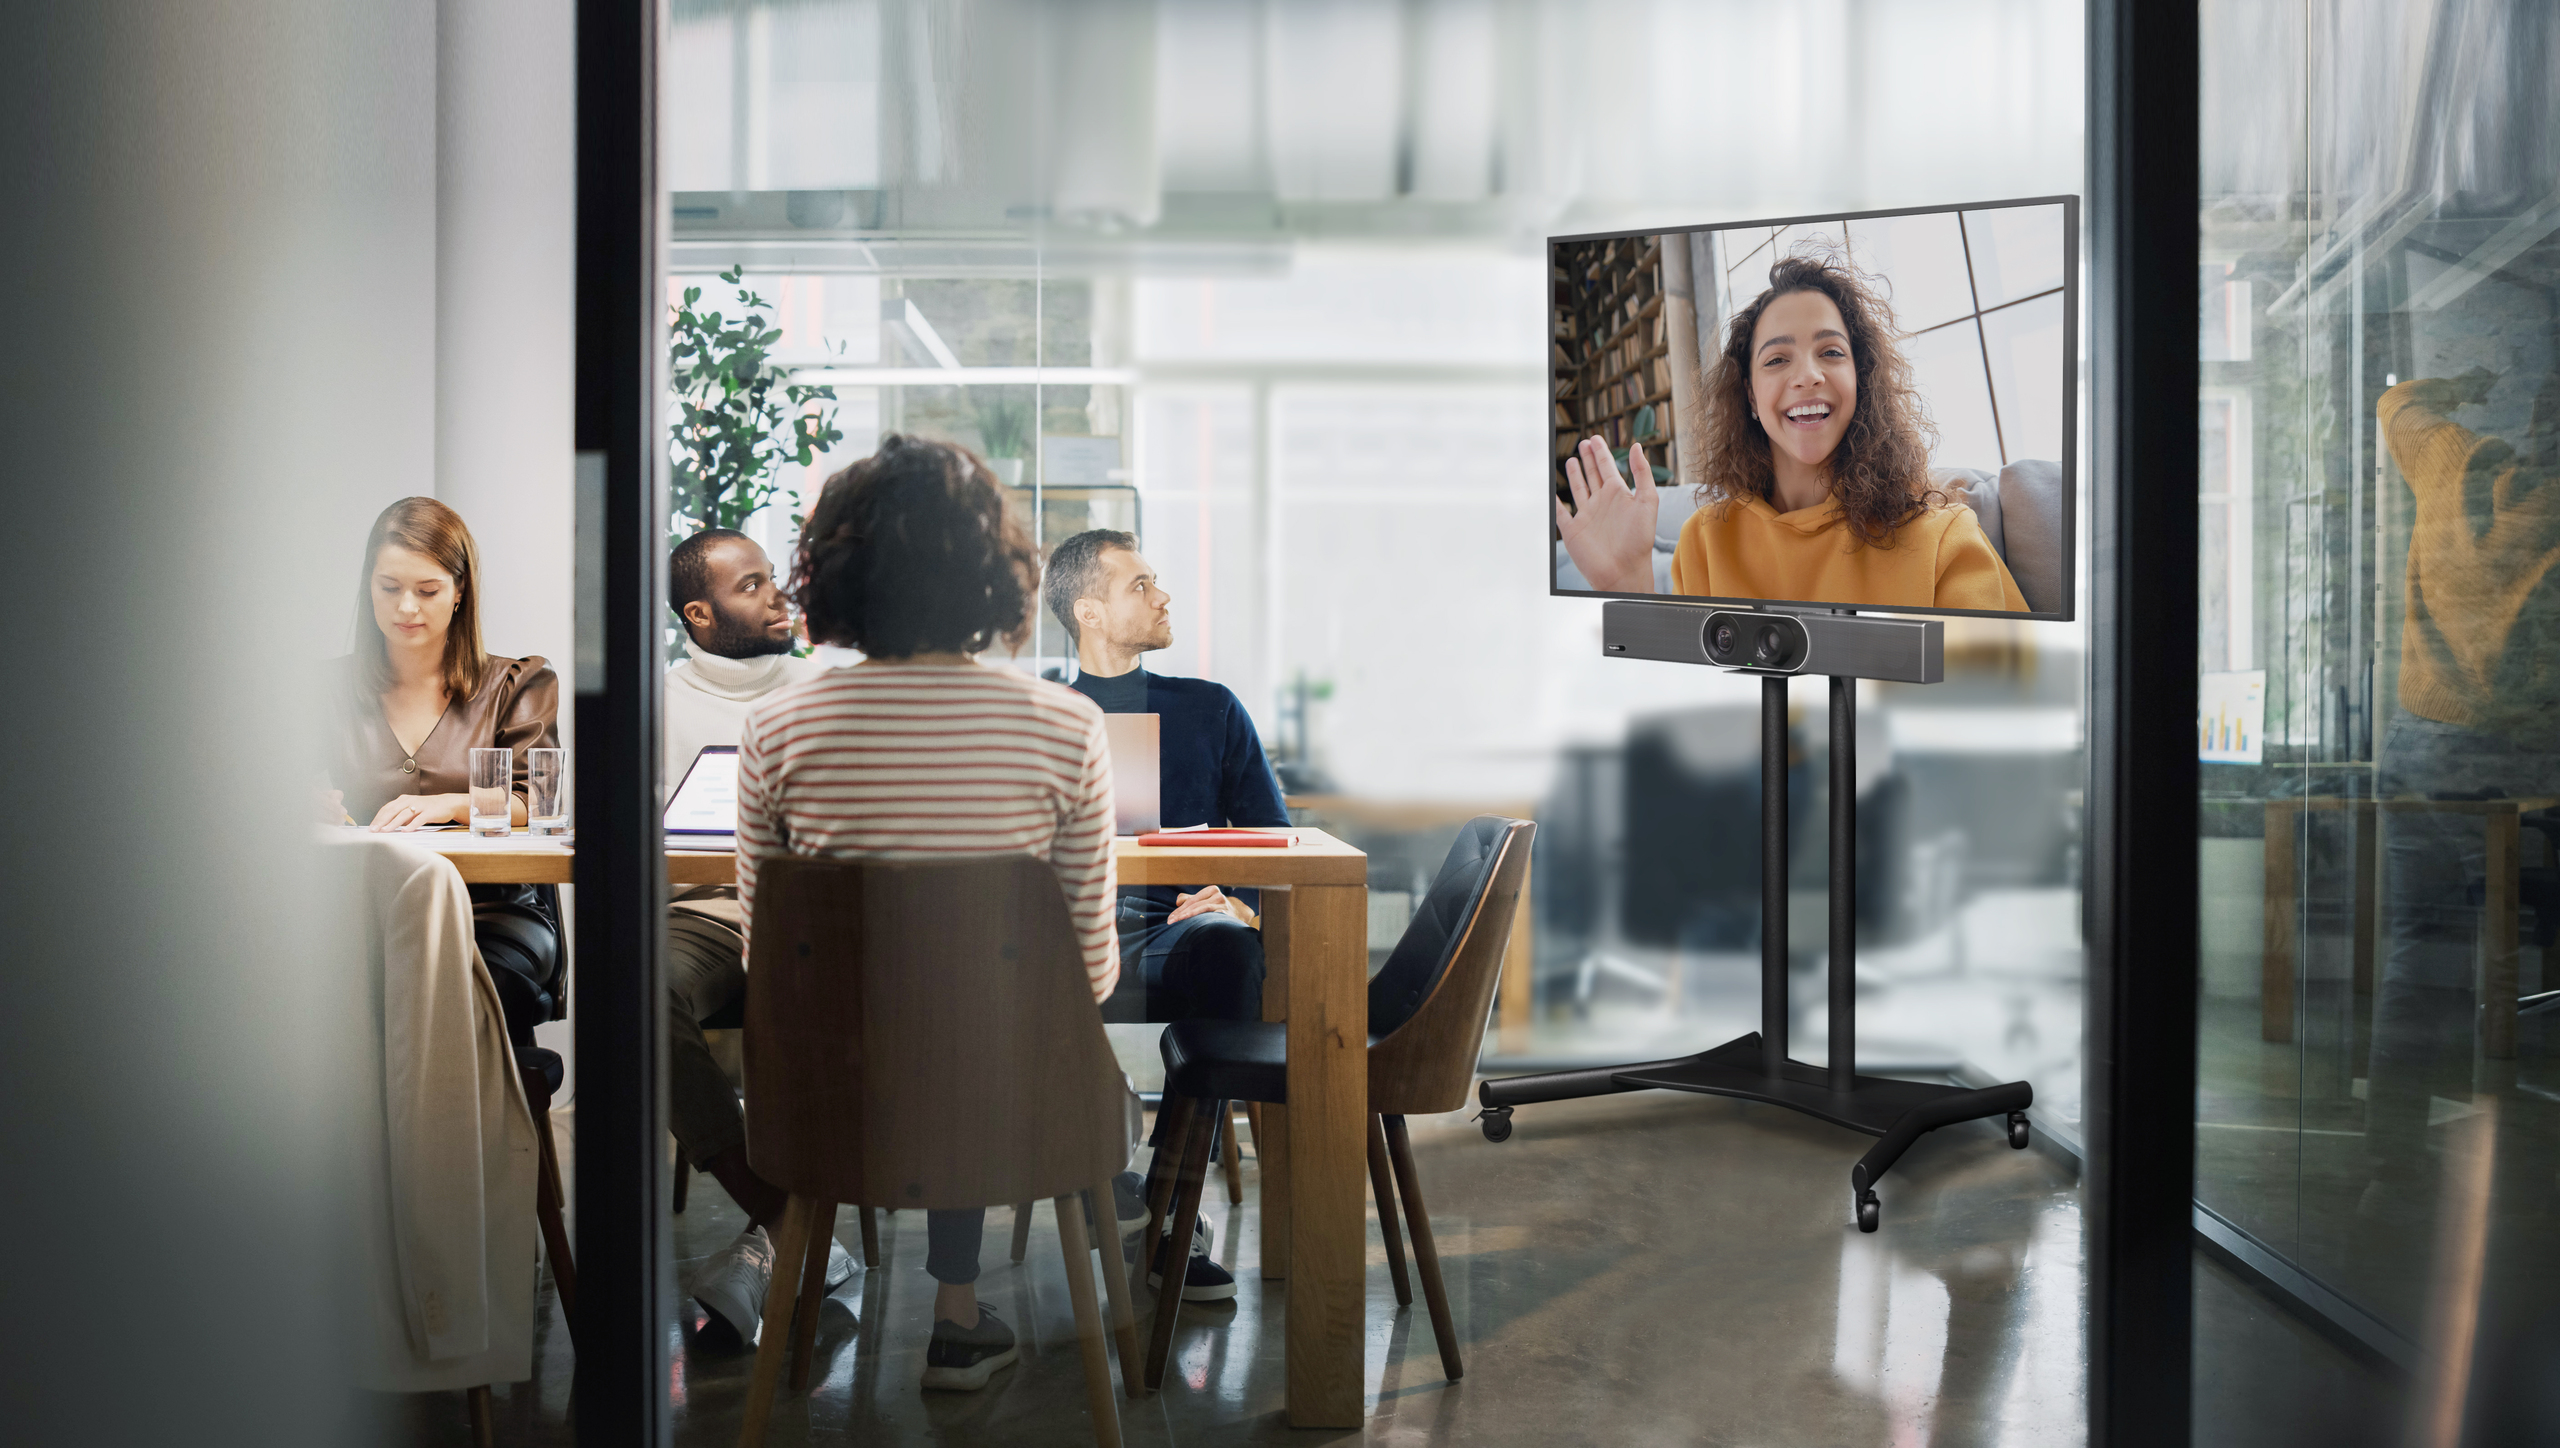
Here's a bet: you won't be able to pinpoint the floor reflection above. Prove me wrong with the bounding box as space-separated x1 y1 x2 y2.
401 1090 2084 1445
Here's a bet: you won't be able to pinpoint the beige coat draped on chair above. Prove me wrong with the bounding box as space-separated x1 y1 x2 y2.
328 833 541 1392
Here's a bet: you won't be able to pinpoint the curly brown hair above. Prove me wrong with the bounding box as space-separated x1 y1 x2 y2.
1687 251 1941 549
791 435 1041 656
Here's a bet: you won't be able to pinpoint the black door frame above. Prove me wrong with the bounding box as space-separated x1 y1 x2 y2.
2086 0 2200 1443
574 0 670 1441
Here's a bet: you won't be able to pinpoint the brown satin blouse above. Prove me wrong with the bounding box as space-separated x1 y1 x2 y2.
328 654 562 819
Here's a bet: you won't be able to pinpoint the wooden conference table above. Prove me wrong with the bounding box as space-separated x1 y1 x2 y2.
2260 794 2553 1061
410 825 1374 1429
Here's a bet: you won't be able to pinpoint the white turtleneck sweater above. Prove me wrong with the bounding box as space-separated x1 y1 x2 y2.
664 647 827 790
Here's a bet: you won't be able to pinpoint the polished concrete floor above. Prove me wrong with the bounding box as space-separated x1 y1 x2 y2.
405 1086 2088 1445
2196 986 2560 1355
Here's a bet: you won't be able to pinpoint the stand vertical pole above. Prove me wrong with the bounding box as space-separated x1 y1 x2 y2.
1829 675 1857 1091
1761 676 1788 1078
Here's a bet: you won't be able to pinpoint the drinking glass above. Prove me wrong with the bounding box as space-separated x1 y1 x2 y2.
528 747 567 836
468 747 513 837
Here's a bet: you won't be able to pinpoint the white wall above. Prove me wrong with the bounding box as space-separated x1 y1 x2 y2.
435 0 581 1086
437 0 576 673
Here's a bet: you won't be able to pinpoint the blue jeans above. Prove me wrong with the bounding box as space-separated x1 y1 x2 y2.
1124 912 1268 1024
1122 913 1265 1149
2371 708 2558 1172
925 1208 986 1286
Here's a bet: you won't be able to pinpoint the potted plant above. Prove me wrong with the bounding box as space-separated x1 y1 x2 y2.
667 265 844 545
972 387 1033 486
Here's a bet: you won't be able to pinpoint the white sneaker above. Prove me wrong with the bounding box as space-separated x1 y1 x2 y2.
694 1226 858 1344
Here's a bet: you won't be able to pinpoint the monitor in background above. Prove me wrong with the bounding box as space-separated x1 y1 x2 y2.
665 744 739 847
1104 713 1161 837
1549 195 2077 622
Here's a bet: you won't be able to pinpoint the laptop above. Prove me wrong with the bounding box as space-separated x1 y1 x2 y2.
1104 714 1161 836
665 745 740 850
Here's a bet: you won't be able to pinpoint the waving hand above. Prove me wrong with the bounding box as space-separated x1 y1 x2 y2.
1555 436 1661 595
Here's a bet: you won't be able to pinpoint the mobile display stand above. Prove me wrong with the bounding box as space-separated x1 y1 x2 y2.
1475 603 2033 1232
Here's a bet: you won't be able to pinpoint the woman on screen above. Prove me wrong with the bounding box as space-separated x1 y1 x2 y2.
1555 253 2028 612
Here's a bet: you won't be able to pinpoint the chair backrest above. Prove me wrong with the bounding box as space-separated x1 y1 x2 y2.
1369 817 1535 1115
742 853 1131 1211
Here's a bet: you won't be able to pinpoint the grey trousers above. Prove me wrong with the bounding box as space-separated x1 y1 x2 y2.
667 890 751 1169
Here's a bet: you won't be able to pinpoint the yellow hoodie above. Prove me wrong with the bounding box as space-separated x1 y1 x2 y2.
1668 493 2029 612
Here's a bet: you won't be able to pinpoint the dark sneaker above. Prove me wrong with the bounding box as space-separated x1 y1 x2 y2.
1080 1170 1154 1245
1111 1170 1149 1240
1146 1215 1238 1303
920 1305 1019 1391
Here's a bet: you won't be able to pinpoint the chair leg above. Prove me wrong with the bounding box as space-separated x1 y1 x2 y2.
1088 1179 1145 1399
1011 1201 1035 1263
672 1144 690 1215
738 1194 815 1448
1219 1109 1245 1205
1053 1192 1125 1447
788 1201 839 1392
1139 1094 1195 1275
522 1066 577 1343
1143 1098 1221 1391
1366 1114 1412 1307
858 1205 881 1270
466 1385 495 1448
1382 1114 1462 1381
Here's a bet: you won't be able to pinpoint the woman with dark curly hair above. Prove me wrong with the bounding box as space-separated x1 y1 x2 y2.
1556 252 2027 611
733 434 1121 1391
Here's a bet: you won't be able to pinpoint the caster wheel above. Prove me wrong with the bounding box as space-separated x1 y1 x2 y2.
1480 1107 1514 1143
2007 1112 2030 1150
1856 1190 1880 1233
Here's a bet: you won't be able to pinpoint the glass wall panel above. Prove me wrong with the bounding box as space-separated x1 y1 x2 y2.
655 0 2089 1435
2198 0 2560 1426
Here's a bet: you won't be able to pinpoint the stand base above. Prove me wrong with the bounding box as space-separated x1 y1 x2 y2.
1476 1033 2033 1232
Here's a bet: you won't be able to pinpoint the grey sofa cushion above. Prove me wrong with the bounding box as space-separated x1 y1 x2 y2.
1995 458 2064 615
1932 461 2063 614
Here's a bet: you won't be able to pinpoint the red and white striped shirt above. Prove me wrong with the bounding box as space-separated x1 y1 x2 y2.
734 662 1120 1000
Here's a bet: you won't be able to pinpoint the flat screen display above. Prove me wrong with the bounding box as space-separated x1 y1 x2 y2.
1549 196 2076 621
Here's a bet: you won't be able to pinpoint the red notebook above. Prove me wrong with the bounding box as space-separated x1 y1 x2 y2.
1135 829 1297 848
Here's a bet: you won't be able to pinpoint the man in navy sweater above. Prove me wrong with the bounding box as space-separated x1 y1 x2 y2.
1046 529 1287 1302
1046 528 1287 1023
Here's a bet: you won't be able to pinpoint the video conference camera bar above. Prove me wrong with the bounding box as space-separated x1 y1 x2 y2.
1478 598 2030 1233
1600 599 1944 683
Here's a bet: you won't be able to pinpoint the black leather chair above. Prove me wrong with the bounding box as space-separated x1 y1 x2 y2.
1139 815 1535 1390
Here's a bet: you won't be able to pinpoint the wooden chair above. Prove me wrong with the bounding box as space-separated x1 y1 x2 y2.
1141 816 1534 1390
733 855 1146 1448
671 1004 886 1270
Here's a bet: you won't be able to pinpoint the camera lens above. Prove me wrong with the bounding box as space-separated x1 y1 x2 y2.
1756 625 1786 664
1711 622 1737 656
